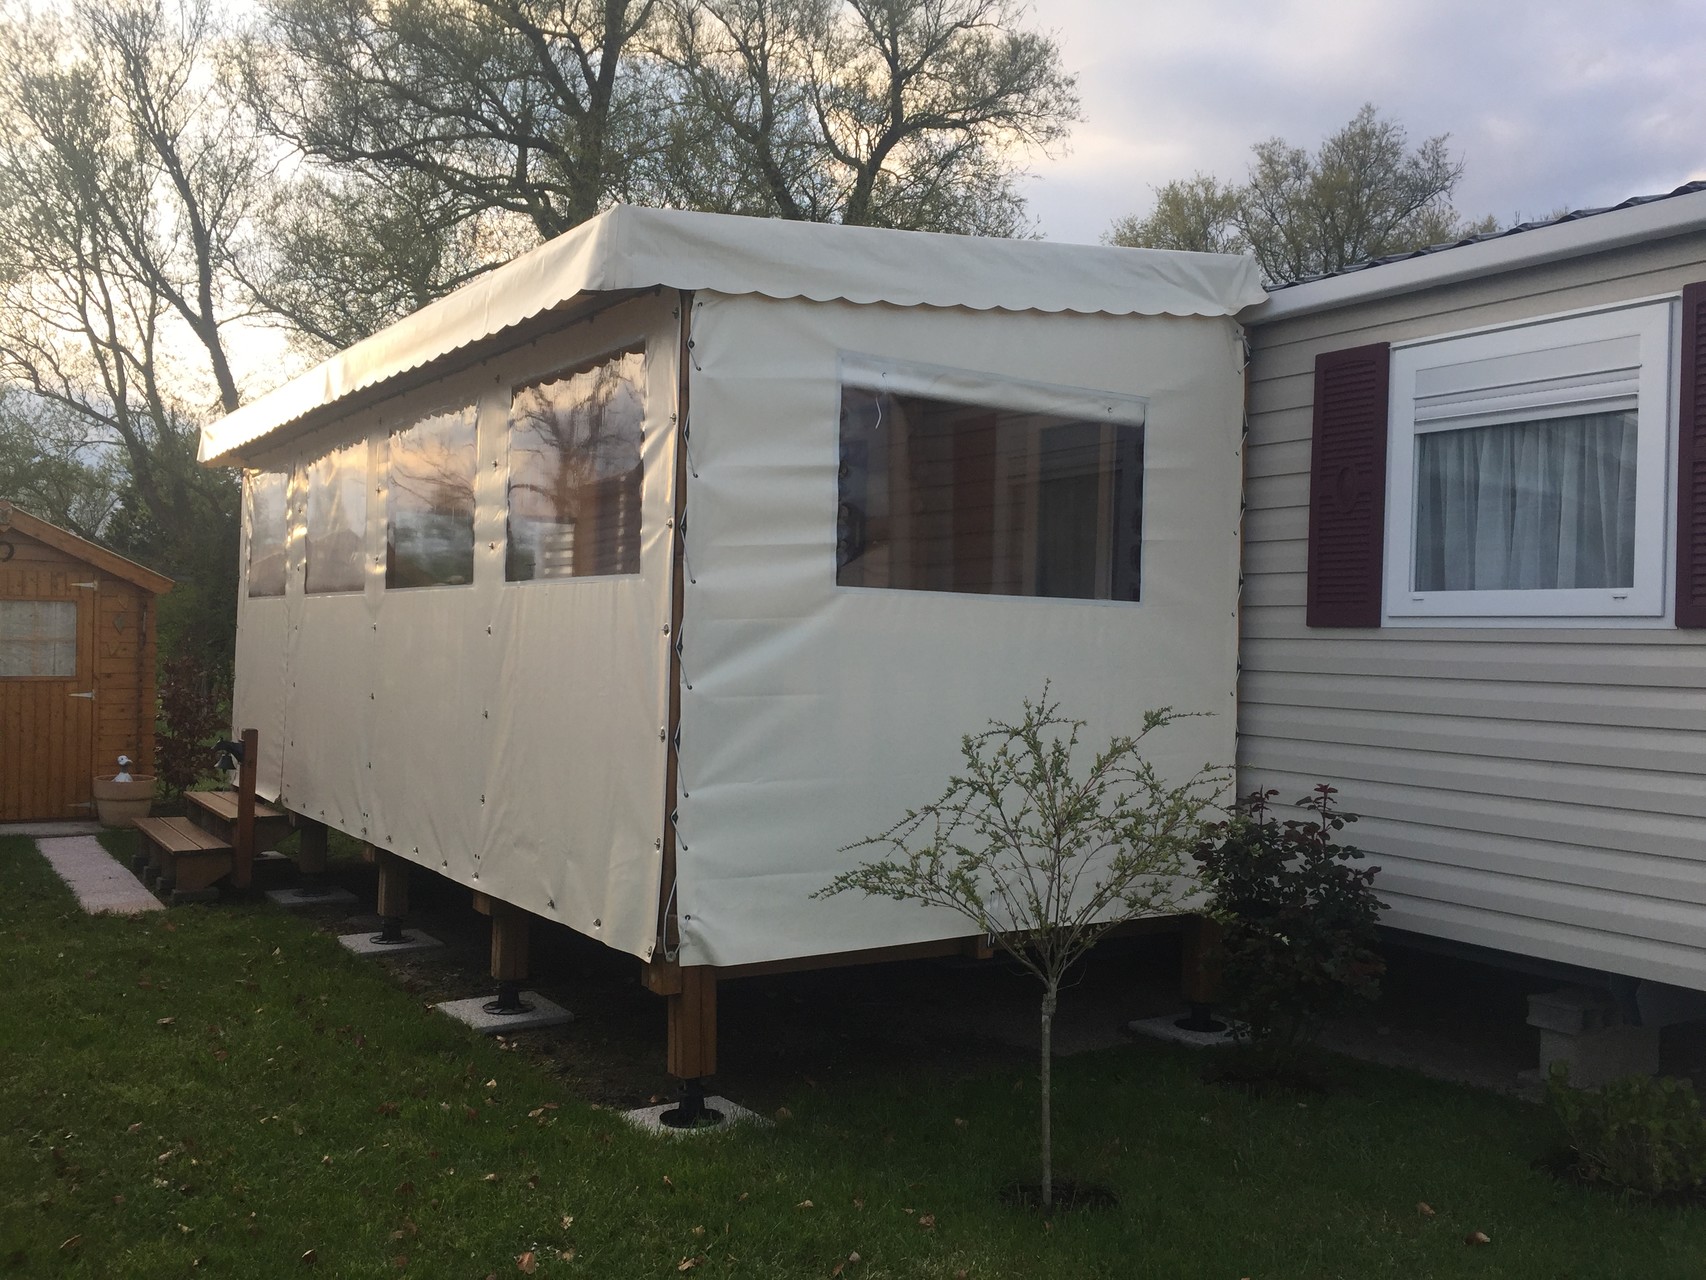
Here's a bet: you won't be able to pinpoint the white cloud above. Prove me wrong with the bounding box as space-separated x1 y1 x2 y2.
1021 0 1706 243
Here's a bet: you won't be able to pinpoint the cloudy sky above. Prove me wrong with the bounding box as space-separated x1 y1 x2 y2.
1020 0 1706 245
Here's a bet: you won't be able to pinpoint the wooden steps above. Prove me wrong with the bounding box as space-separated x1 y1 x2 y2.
136 815 233 898
184 789 290 850
133 744 291 902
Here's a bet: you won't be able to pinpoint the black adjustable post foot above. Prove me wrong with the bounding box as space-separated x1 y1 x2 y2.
659 1078 724 1130
294 875 336 900
1175 1002 1227 1034
370 916 412 945
482 980 534 1016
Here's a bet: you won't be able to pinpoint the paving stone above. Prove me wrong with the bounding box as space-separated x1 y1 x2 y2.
434 991 572 1034
339 930 444 956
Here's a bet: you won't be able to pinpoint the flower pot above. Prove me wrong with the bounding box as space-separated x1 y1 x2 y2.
92 775 155 827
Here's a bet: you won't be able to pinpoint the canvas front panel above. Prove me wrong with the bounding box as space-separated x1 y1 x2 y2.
674 294 1245 968
236 293 676 958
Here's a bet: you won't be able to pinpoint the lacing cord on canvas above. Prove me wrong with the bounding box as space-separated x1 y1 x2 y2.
659 878 681 963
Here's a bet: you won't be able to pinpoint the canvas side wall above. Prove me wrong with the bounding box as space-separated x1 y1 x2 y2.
1243 230 1706 990
231 292 678 960
674 295 1246 968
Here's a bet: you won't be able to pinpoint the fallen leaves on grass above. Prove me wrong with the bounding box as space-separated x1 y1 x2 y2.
1466 1231 1491 1246
517 1250 537 1273
918 1215 936 1229
59 1236 80 1252
300 1249 317 1265
1417 1202 1435 1217
377 1102 400 1117
677 1256 701 1271
796 1200 814 1210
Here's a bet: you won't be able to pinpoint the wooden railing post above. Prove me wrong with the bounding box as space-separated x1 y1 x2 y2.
233 727 258 890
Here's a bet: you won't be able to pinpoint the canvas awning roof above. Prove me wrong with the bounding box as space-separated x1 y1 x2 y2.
201 205 1265 464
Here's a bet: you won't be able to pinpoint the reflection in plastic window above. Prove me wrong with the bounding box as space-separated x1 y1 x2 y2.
304 438 368 594
0 600 76 677
387 406 477 588
506 349 644 581
245 470 289 598
837 387 1143 602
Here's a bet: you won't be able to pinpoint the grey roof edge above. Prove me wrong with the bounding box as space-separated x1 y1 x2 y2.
1244 181 1706 325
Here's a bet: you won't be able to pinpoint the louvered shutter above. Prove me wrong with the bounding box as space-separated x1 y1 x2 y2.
1306 343 1390 628
1677 282 1706 628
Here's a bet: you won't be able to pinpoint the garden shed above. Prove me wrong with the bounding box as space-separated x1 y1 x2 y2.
200 205 1262 1074
0 501 170 821
1240 181 1706 1005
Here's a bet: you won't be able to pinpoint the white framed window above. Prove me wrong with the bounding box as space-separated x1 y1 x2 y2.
1383 301 1675 623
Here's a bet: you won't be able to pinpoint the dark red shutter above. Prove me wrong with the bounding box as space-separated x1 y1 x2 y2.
1677 282 1706 628
1306 343 1390 628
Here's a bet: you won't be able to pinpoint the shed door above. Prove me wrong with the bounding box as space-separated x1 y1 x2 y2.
0 566 95 820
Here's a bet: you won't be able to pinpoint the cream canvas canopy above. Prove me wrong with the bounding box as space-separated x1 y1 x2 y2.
207 207 1259 970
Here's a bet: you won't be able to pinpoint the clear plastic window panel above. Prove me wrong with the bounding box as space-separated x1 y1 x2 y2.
245 470 289 598
304 438 369 594
387 406 477 588
1413 410 1636 592
506 350 644 581
837 387 1143 602
0 600 76 677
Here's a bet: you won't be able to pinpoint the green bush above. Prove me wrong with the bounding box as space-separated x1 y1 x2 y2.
1194 785 1386 1065
1547 1065 1706 1199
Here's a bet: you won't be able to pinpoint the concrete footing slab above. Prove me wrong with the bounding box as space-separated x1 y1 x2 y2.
1126 1013 1244 1049
266 886 359 908
622 1096 767 1136
339 930 443 957
36 835 161 915
434 992 572 1034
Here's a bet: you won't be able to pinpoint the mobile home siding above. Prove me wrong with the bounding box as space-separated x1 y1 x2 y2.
1242 228 1706 991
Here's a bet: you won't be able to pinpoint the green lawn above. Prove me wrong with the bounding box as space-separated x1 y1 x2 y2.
3 834 1704 1279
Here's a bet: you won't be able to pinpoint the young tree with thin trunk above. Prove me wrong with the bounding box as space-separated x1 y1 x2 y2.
818 691 1226 1209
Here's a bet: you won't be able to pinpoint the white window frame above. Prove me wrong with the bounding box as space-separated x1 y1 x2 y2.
1383 300 1675 625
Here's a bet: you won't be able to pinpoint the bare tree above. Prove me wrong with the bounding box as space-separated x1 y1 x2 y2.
1109 105 1498 285
664 0 1079 234
0 0 255 662
818 691 1226 1208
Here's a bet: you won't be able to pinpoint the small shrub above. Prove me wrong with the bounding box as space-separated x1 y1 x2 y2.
1195 785 1385 1065
156 652 228 795
1547 1065 1706 1200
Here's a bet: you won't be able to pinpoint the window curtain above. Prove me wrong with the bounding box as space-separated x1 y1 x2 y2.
1414 411 1637 592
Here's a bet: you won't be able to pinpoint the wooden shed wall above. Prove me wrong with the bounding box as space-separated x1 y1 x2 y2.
0 527 158 820
1242 228 1706 990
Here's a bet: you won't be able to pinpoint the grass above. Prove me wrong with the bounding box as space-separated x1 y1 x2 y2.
5 835 1706 1278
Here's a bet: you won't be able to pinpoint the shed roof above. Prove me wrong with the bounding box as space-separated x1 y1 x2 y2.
0 502 173 594
200 205 1265 465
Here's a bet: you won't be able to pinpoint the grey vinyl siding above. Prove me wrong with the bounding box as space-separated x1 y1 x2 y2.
1241 228 1706 990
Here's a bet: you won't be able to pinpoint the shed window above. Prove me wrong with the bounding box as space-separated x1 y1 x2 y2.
836 359 1144 602
305 438 368 595
245 470 288 598
1384 302 1673 621
506 349 644 581
388 406 477 588
0 600 76 677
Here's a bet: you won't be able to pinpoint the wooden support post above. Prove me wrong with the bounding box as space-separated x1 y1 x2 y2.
490 905 530 983
296 818 328 877
375 850 409 920
1181 915 1224 1005
667 967 718 1080
232 727 258 890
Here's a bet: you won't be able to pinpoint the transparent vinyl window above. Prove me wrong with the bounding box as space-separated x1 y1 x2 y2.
245 470 288 598
837 386 1143 601
388 406 477 588
304 438 368 595
506 349 644 581
0 600 76 677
